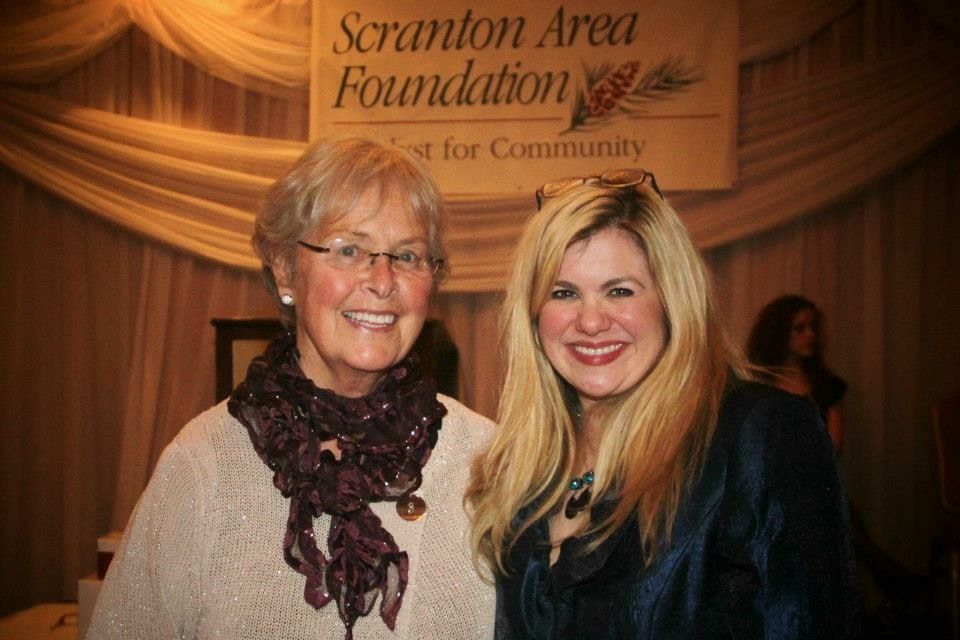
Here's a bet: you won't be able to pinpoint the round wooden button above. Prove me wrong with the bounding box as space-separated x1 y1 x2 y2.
396 494 426 521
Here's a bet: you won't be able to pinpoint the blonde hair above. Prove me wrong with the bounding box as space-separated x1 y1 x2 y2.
466 181 749 575
253 136 448 324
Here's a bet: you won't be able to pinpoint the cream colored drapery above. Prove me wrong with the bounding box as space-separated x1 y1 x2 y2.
0 86 299 270
1 0 959 618
1 33 957 290
5 0 958 291
0 0 847 89
0 0 309 96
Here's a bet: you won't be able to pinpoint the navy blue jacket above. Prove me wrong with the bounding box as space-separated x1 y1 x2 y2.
495 382 859 639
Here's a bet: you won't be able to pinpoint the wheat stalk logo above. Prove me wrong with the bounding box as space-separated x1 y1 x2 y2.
561 57 701 134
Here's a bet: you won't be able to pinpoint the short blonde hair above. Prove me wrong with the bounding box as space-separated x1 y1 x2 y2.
467 179 749 574
253 137 447 323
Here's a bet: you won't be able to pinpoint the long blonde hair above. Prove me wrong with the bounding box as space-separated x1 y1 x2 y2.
466 181 749 575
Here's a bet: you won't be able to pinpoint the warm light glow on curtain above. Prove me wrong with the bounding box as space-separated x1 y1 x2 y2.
0 86 303 269
2 0 955 291
0 0 862 91
0 0 310 96
1 37 956 290
1 0 959 617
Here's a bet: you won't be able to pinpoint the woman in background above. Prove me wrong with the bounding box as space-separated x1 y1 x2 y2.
89 137 495 639
467 170 858 639
748 295 932 631
747 295 847 453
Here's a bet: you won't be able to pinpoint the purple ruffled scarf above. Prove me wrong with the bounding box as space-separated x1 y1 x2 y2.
227 330 446 639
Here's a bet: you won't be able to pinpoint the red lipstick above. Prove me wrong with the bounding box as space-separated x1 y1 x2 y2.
568 342 625 366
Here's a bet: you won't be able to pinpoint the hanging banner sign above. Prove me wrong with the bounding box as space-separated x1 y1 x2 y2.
310 0 738 194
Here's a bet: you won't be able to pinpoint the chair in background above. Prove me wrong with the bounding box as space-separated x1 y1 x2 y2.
934 393 960 640
409 318 459 400
211 318 459 403
212 318 284 402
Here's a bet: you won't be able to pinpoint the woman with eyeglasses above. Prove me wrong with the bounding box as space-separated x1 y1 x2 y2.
466 171 858 639
89 137 495 639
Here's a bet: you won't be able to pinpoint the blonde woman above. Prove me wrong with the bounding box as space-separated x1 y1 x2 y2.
467 171 858 639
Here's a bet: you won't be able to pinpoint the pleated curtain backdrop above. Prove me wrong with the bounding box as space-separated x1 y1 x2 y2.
0 0 958 615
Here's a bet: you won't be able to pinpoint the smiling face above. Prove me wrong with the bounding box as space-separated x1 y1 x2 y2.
536 227 668 412
275 187 433 397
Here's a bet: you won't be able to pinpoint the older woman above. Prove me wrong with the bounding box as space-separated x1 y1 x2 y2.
467 171 858 639
89 137 495 639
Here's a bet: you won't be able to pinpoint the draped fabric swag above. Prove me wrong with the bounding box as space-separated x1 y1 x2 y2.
0 0 309 96
1 0 854 89
1 34 957 290
0 0 958 616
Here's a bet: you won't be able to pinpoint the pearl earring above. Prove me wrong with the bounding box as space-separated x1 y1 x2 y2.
280 293 294 306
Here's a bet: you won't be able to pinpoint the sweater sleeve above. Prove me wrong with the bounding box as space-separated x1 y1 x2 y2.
86 438 205 639
716 389 859 639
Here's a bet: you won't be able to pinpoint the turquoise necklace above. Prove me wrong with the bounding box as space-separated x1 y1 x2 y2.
565 404 594 518
564 470 594 518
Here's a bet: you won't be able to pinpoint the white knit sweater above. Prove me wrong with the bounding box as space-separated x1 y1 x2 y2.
87 396 496 639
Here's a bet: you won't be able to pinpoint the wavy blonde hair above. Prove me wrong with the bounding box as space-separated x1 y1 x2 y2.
466 181 749 575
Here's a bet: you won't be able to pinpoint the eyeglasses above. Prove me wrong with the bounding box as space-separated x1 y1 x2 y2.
297 239 443 277
535 169 662 210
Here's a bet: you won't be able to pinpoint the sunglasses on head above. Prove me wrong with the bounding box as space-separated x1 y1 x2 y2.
535 169 662 210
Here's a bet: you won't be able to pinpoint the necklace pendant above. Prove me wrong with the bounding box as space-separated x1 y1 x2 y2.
396 494 426 521
564 486 592 519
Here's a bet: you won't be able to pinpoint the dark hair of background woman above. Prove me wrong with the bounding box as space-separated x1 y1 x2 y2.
746 294 837 394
